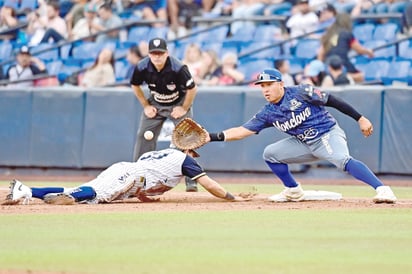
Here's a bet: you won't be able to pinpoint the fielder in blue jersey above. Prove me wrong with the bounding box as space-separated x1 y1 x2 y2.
208 68 397 203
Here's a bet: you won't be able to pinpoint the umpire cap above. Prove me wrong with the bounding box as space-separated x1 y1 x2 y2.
255 68 282 85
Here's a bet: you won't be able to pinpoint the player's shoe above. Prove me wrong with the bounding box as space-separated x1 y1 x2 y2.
185 180 198 192
43 193 76 205
3 179 32 205
268 184 304 202
373 186 397 204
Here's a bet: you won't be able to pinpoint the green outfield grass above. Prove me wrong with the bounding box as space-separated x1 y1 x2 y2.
1 182 412 274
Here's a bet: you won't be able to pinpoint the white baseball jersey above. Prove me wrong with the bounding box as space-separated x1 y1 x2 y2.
81 149 204 203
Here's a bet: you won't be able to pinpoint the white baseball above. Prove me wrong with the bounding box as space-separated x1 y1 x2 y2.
144 130 154 140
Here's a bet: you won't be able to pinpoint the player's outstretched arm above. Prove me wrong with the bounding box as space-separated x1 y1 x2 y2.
208 126 255 142
196 175 251 202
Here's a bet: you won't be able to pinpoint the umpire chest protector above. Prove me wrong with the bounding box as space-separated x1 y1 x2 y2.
131 56 195 105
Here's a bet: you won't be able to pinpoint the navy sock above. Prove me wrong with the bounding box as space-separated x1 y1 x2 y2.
31 187 64 199
345 158 383 189
68 186 96 202
265 161 298 188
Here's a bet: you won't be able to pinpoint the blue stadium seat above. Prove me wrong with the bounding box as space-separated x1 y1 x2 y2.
239 42 280 60
363 59 390 82
294 39 320 61
30 43 59 61
253 24 283 42
373 23 398 42
127 26 151 43
19 0 38 12
353 23 375 43
45 60 63 75
363 40 395 59
147 26 169 40
71 42 102 61
227 24 256 43
3 0 19 9
0 42 13 61
238 59 274 83
381 61 410 85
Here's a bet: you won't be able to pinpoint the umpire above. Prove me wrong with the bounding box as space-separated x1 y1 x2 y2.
130 37 199 192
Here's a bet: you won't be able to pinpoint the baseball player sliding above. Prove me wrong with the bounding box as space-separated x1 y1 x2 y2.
3 148 248 205
207 68 397 204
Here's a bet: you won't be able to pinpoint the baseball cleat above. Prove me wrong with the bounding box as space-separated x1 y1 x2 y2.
373 186 397 204
268 184 304 202
4 179 33 205
44 193 76 205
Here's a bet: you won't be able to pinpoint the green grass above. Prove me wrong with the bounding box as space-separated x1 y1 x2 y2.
1 182 412 274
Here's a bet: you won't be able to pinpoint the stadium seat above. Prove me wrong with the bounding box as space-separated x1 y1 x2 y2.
19 0 38 12
363 59 390 82
238 59 274 83
71 42 101 61
46 60 63 75
373 23 398 42
353 23 375 43
31 43 59 61
239 42 280 60
294 39 320 61
147 26 169 40
363 40 395 59
0 42 13 61
253 24 283 42
127 26 151 43
381 61 410 85
227 24 256 43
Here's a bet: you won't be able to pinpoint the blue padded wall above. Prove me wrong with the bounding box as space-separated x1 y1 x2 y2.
0 89 32 166
191 87 247 171
82 88 141 167
30 88 85 167
380 88 412 174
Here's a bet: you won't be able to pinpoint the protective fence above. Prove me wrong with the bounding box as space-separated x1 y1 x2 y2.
0 85 411 174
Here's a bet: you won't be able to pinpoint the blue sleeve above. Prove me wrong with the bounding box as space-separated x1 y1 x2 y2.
242 107 273 134
182 155 206 179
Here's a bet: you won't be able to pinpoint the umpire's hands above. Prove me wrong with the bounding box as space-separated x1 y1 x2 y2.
144 105 157 118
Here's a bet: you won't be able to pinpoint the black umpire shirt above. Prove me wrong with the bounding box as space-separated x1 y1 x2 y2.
130 56 195 106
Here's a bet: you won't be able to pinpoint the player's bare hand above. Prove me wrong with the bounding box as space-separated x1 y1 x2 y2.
171 106 187 119
144 105 157 118
358 116 373 137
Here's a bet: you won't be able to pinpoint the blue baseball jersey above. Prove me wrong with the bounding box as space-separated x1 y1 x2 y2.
243 84 337 142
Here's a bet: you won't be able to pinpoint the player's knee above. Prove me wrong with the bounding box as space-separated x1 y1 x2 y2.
262 146 281 163
329 155 351 171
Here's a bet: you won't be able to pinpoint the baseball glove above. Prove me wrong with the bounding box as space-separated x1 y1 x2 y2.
172 118 208 150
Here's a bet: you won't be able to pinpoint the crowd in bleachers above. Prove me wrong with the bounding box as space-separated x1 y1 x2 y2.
1 0 412 88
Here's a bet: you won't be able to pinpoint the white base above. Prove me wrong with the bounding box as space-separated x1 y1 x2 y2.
268 190 342 202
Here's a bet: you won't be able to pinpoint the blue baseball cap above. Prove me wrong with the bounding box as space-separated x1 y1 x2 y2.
254 68 283 85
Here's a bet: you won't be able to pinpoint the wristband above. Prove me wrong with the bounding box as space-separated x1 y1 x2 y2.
224 192 235 200
209 132 225 142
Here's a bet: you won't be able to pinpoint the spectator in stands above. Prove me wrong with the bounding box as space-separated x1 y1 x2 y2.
318 3 337 29
5 46 47 88
71 3 100 41
182 43 204 84
274 59 295 86
208 52 245 85
125 45 144 79
80 48 116 87
317 12 374 83
37 1 69 45
65 0 88 38
168 0 203 39
94 3 123 43
351 0 380 17
285 0 319 44
198 49 220 86
230 0 266 35
321 55 355 87
129 0 168 27
298 59 326 86
0 5 19 41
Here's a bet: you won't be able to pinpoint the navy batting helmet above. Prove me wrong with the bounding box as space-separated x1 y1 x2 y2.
255 68 282 85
